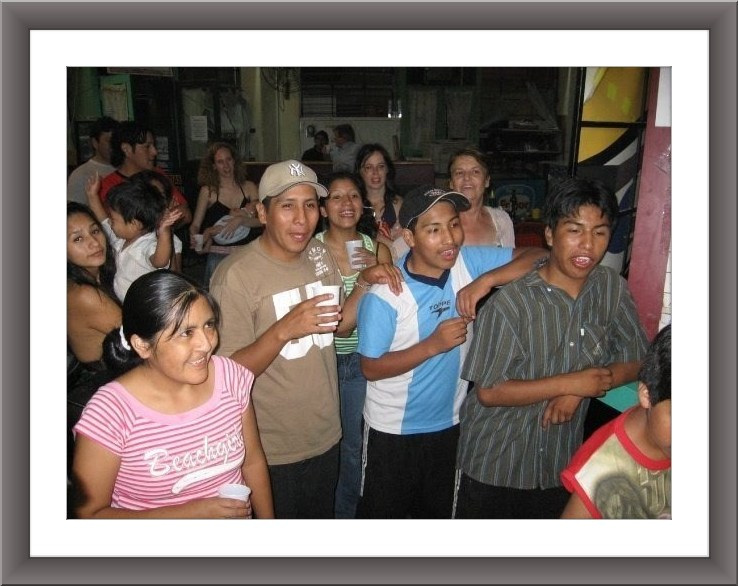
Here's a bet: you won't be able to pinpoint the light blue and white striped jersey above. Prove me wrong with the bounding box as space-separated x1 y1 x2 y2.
356 246 513 435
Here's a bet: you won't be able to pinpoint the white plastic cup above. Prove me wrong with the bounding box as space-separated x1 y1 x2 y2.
218 483 251 502
345 239 365 270
193 233 204 252
307 284 342 326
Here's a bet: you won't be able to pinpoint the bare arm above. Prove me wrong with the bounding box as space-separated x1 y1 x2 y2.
169 185 192 228
541 358 642 420
228 294 339 377
475 367 613 408
361 317 470 381
456 246 549 319
375 240 393 264
149 208 182 268
189 186 212 238
240 402 274 519
84 172 108 222
73 435 249 519
335 262 403 337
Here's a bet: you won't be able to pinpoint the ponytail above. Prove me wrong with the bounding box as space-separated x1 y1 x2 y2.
102 326 143 378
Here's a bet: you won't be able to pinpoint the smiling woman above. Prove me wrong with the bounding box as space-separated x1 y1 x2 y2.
70 270 274 520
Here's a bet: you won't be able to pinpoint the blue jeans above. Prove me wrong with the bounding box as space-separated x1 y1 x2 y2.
334 352 367 518
203 252 228 289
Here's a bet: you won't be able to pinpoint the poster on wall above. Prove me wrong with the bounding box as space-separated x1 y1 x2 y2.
101 83 129 121
190 115 208 142
155 136 170 172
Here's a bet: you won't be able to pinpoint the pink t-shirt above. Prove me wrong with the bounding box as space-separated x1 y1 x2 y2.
74 355 254 510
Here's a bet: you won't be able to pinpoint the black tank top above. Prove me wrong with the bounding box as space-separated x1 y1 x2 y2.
202 184 251 247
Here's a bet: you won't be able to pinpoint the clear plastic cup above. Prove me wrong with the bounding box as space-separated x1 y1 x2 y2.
345 239 365 269
307 284 342 326
218 483 251 502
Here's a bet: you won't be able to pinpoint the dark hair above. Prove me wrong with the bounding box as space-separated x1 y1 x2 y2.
447 147 490 177
110 121 154 168
106 178 166 233
354 143 399 227
102 270 220 377
67 202 118 302
320 171 378 238
315 130 329 142
131 169 174 206
543 177 619 232
90 116 120 141
334 123 355 142
638 324 671 405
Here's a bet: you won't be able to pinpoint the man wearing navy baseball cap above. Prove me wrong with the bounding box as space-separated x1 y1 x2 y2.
354 184 548 518
210 159 402 519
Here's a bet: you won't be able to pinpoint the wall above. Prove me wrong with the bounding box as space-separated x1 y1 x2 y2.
242 67 301 161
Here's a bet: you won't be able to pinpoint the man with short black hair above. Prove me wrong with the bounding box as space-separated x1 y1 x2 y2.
99 121 192 227
355 185 547 518
67 116 119 205
210 159 402 518
301 130 329 162
455 177 649 519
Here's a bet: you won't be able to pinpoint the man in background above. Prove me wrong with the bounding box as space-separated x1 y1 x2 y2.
330 124 361 172
301 130 329 162
67 116 119 205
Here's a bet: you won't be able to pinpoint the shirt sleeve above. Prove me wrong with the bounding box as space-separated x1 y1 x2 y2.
210 265 258 357
73 386 130 456
218 356 255 411
606 277 649 363
461 295 522 388
101 217 122 249
356 292 398 359
461 245 514 278
172 185 188 207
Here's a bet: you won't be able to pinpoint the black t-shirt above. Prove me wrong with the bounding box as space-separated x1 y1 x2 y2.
301 147 327 162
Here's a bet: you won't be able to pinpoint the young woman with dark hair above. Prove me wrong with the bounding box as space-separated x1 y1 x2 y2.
316 172 392 518
67 201 122 479
72 270 274 519
355 143 403 251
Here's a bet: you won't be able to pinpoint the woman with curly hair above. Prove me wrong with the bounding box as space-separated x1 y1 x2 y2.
189 142 262 287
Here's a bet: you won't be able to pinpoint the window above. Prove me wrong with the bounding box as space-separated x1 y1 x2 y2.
300 68 395 117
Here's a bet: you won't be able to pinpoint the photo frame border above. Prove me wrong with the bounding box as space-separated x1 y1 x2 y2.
4 2 735 583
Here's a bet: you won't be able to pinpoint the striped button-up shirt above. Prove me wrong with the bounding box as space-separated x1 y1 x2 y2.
457 265 648 490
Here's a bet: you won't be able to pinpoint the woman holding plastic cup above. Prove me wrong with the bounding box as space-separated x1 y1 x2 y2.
316 172 392 518
72 270 274 519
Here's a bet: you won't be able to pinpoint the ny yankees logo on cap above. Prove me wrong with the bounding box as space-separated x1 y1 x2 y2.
258 159 328 201
289 162 306 177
